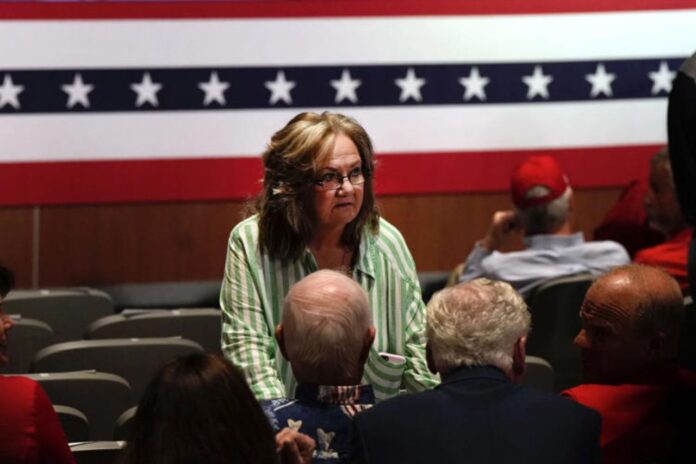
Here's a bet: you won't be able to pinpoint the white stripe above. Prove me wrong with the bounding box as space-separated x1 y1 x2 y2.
1 11 695 67
0 100 668 162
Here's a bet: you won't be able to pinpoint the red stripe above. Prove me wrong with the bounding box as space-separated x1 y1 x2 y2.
0 0 692 20
1 146 656 206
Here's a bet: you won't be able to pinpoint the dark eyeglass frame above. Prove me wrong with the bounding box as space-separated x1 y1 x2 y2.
313 167 369 191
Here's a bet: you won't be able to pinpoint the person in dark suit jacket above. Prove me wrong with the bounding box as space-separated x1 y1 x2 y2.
353 278 601 464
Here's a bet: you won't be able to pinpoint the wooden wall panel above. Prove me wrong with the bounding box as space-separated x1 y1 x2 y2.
38 201 248 286
0 188 624 287
0 208 34 288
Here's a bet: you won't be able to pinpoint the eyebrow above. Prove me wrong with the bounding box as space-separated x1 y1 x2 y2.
318 160 362 173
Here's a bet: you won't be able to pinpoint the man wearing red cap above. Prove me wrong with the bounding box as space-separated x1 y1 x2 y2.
458 155 629 296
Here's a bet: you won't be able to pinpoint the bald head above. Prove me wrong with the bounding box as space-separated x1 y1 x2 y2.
278 270 374 385
576 264 684 384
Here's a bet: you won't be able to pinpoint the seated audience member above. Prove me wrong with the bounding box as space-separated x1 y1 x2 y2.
120 353 314 464
265 270 376 463
593 179 663 258
668 51 696 296
563 264 696 464
633 149 693 293
0 265 75 464
457 155 629 296
353 279 601 464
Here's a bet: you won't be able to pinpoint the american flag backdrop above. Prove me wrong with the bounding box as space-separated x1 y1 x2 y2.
0 0 695 205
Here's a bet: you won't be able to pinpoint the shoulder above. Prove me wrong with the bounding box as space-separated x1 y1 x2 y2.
354 389 437 428
578 239 630 262
228 215 260 245
368 218 418 280
0 375 39 396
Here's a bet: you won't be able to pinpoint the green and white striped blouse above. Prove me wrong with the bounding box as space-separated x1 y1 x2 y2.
220 215 438 401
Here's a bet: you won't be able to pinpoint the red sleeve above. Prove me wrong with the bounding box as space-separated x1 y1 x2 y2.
33 384 76 464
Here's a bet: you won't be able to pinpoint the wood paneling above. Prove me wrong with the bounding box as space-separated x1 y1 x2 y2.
0 188 624 287
38 201 248 286
0 207 34 287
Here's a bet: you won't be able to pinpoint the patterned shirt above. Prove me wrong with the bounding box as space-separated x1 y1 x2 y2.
263 384 374 464
220 215 437 401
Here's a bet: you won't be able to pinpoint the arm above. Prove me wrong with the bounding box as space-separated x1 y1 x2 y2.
34 385 75 464
220 226 285 400
459 210 520 283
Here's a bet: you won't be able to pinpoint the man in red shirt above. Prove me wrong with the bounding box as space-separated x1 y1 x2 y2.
635 149 693 293
563 264 696 464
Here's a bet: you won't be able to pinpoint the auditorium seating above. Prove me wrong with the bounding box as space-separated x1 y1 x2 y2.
30 338 203 401
525 274 594 391
417 271 450 304
679 296 696 371
86 309 222 354
114 406 137 441
0 317 53 374
20 371 133 441
54 405 90 443
521 356 555 392
3 288 114 342
70 441 125 464
97 280 221 311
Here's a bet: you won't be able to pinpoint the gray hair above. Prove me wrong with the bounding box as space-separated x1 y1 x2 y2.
282 270 371 381
426 278 530 375
518 186 572 235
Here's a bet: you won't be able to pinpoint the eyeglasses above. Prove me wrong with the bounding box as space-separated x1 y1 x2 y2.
314 167 367 191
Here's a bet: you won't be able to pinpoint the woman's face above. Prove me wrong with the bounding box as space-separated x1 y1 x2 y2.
312 132 365 233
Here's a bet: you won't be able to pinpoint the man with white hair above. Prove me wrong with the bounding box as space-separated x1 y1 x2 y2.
457 155 629 296
264 270 376 463
353 278 600 464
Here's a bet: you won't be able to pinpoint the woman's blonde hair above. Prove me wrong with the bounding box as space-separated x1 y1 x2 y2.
256 112 380 261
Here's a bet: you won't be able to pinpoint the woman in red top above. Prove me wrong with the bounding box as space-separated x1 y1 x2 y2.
0 265 75 464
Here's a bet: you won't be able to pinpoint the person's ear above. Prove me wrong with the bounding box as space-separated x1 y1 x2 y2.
511 336 527 383
275 325 289 361
359 326 376 364
426 343 438 374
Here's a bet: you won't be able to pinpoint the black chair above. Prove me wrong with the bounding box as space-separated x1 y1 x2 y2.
113 406 137 441
3 288 114 342
20 371 133 441
0 317 54 374
97 280 221 311
54 405 90 443
86 309 222 354
71 442 125 464
521 356 555 392
417 271 450 304
525 274 594 392
30 338 203 402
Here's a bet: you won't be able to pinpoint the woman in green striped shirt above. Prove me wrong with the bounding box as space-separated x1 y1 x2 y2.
221 112 438 401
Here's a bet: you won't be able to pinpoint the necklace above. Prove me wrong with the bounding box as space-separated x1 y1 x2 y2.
338 246 354 276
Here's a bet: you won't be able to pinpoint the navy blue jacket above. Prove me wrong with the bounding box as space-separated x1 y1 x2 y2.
353 365 600 464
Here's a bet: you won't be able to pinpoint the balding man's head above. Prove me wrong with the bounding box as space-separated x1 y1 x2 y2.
277 270 374 385
575 264 684 384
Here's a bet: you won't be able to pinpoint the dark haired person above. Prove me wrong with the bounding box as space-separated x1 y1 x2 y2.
0 265 75 464
120 353 313 464
669 51 696 294
220 112 436 401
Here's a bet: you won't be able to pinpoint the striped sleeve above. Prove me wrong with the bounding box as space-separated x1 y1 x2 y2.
220 220 285 400
376 220 439 394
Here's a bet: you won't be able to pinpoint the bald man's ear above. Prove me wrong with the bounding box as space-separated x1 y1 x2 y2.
275 325 289 361
648 330 667 358
359 326 376 364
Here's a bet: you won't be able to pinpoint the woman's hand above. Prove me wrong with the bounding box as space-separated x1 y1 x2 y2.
276 427 316 464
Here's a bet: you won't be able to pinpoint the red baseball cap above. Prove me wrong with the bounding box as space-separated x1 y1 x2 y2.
510 155 569 209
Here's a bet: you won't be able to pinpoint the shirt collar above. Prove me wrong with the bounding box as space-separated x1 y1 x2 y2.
294 384 375 405
523 232 585 249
